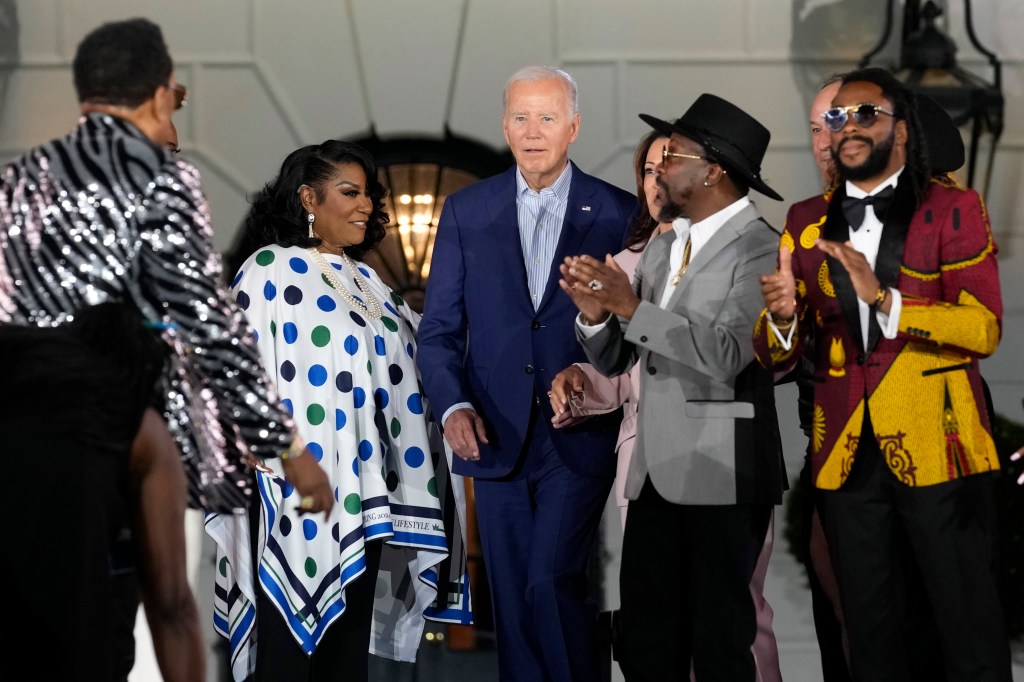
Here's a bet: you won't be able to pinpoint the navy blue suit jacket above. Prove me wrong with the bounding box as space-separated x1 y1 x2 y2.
417 163 635 479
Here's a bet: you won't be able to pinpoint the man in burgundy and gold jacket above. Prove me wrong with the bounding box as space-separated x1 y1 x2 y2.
755 67 1011 682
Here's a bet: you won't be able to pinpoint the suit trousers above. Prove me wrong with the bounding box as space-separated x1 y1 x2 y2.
818 412 1011 682
473 402 613 682
618 477 772 682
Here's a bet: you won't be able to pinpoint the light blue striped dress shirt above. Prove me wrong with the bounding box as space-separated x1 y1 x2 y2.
516 163 572 310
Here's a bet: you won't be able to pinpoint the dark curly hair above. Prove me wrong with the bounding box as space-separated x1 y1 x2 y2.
624 130 667 252
73 18 173 107
245 140 389 261
839 67 930 208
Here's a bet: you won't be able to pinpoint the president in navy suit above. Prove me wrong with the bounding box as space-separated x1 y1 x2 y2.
416 65 634 681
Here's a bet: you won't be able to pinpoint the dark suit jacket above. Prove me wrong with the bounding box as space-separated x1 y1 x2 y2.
417 163 635 478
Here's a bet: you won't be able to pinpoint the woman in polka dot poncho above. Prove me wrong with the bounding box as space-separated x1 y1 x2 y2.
205 140 470 681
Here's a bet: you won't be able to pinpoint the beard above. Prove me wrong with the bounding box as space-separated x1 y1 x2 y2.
655 177 686 222
657 199 682 223
833 127 895 181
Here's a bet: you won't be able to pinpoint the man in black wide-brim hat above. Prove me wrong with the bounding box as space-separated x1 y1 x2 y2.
560 93 788 680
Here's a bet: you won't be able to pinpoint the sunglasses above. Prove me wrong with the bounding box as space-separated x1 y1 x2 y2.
821 103 895 133
661 146 708 164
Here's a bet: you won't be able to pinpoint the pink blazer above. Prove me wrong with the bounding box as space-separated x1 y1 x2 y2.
571 241 648 510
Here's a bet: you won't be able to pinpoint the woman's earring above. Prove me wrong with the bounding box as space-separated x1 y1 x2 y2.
703 180 710 187
307 212 315 238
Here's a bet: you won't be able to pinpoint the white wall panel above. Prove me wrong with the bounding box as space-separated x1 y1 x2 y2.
563 62 621 178
351 0 463 136
561 0 751 58
189 154 254 254
447 0 555 149
62 0 254 57
0 66 74 150
254 0 367 142
200 66 307 192
994 66 1024 148
947 0 1024 62
11 0 60 60
983 148 1024 246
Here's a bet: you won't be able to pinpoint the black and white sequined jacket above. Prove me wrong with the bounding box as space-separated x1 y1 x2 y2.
0 112 290 511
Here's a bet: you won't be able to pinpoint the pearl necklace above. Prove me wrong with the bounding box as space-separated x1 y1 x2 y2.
307 248 383 320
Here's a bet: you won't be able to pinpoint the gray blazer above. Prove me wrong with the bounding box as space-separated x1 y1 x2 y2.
578 202 785 505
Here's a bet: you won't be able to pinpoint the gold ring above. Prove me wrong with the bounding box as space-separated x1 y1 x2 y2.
299 495 314 509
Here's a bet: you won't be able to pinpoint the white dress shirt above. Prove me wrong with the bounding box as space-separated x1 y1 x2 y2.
517 163 572 309
770 168 904 351
657 196 751 308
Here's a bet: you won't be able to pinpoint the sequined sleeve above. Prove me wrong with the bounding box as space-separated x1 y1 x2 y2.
134 159 295 460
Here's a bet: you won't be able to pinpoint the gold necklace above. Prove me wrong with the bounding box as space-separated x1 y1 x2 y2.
307 248 383 319
670 236 692 286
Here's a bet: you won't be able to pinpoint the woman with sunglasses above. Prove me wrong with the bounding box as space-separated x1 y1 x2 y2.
206 140 467 682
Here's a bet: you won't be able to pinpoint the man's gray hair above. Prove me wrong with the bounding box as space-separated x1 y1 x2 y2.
502 65 579 116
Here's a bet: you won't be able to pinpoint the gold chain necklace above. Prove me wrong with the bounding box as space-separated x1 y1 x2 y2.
670 236 692 286
307 248 383 320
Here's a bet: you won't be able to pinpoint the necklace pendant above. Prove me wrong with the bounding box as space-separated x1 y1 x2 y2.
307 248 383 320
671 274 680 286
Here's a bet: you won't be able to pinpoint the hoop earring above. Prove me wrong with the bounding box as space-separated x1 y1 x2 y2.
307 212 315 239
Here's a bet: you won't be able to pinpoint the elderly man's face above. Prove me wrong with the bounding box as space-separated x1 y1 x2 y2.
810 81 841 185
502 77 579 191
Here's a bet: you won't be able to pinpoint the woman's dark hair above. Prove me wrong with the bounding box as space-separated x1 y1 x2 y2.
245 140 389 261
624 130 667 252
73 18 173 107
840 67 930 207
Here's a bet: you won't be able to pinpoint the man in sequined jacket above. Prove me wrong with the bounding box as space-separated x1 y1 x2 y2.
0 18 332 514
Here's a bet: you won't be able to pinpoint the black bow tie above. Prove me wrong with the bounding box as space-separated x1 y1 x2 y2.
841 185 895 229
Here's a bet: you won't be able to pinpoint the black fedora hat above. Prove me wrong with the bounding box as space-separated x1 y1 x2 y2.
640 93 783 201
915 93 965 175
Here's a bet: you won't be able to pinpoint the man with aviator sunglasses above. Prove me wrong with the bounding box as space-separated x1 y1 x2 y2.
755 67 1011 681
821 102 895 134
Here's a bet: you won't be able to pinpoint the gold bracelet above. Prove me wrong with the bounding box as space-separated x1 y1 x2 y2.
872 286 887 308
280 437 305 460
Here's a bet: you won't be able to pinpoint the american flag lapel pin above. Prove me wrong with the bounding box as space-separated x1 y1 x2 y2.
581 205 591 211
